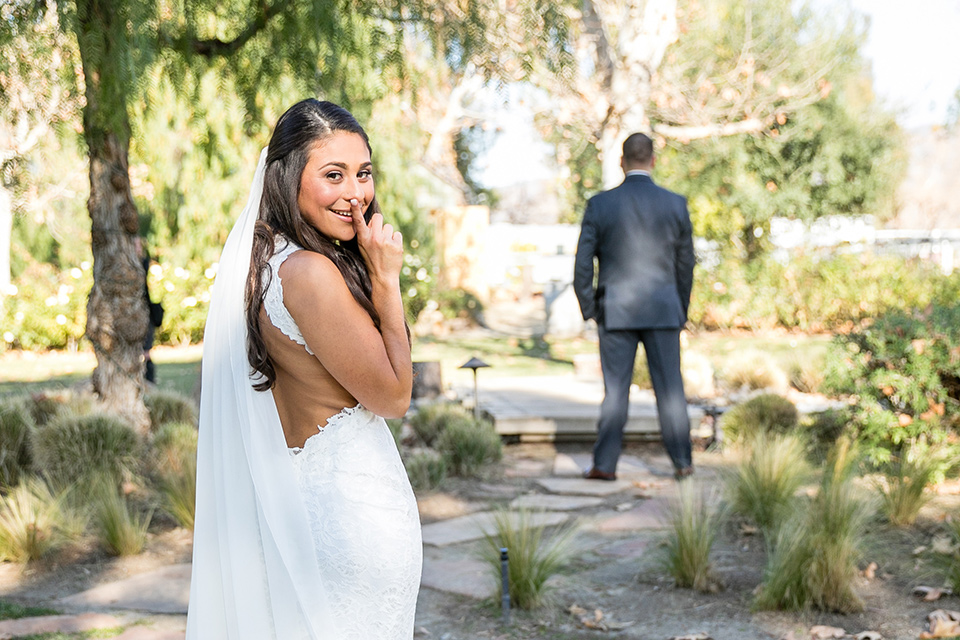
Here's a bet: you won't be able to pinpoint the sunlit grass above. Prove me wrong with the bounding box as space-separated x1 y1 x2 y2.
91 478 152 557
0 479 68 563
663 481 722 591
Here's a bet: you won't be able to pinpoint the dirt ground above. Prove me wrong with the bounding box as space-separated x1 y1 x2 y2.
1 441 959 640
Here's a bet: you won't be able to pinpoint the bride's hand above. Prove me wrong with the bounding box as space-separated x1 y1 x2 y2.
350 199 403 282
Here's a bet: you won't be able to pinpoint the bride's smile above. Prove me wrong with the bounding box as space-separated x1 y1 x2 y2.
297 131 375 241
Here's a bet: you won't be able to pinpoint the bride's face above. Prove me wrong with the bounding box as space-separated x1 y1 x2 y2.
298 132 375 242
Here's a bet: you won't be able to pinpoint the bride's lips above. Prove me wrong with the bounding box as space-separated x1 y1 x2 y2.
330 209 354 221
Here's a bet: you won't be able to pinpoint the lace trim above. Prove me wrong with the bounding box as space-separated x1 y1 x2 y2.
264 238 315 356
289 404 363 455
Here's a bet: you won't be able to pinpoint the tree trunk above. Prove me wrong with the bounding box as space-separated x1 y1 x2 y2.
77 0 149 433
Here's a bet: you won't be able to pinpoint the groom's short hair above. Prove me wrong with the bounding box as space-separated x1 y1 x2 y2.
623 133 654 166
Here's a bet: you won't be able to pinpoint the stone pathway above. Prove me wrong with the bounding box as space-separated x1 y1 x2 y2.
3 441 691 639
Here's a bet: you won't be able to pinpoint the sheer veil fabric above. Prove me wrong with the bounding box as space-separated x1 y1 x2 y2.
186 149 339 639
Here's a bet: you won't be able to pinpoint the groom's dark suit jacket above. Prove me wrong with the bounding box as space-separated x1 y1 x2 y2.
574 173 695 330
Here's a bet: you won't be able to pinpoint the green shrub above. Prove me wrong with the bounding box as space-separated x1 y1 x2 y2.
0 479 67 563
435 417 502 477
26 392 68 427
151 422 198 477
31 412 143 489
663 482 721 591
144 390 197 431
721 394 799 444
823 303 960 465
158 456 196 530
404 450 447 492
0 399 35 487
788 357 825 393
726 432 810 537
755 439 869 613
408 402 473 446
91 477 151 556
802 408 852 462
481 509 576 609
718 350 788 392
878 441 949 527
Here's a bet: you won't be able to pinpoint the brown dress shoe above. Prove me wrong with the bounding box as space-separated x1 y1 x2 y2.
674 466 695 481
583 467 617 481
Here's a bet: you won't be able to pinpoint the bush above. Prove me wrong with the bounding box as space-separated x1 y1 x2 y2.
91 477 151 556
755 439 869 613
408 402 473 447
31 412 143 489
151 422 198 477
144 390 197 431
726 432 810 537
0 399 35 488
718 350 788 392
26 392 68 427
823 303 960 465
720 394 799 444
788 357 825 393
802 408 852 462
435 417 502 477
404 450 447 492
481 509 576 609
0 479 67 563
878 441 949 527
663 482 721 591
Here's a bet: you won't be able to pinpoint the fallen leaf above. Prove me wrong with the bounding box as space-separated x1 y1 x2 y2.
929 609 960 623
853 632 882 640
779 633 799 640
921 617 960 638
740 523 759 536
615 502 633 512
809 625 846 639
915 586 953 601
668 634 713 640
932 536 959 555
861 562 878 580
914 545 928 555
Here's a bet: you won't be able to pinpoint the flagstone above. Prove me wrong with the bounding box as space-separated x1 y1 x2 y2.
421 510 569 546
421 556 495 599
536 477 632 496
509 494 604 511
0 613 124 639
57 564 191 614
589 497 671 531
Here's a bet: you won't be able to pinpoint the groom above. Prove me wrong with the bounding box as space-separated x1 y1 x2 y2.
573 133 696 481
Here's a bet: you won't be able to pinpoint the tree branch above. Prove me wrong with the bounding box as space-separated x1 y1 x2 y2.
654 118 765 140
162 0 291 58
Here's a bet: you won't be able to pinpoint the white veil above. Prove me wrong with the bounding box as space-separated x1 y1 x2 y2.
186 148 339 639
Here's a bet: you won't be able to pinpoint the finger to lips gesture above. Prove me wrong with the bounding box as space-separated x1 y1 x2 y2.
349 199 403 278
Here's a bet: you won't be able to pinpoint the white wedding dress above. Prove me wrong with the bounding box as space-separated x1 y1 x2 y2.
186 150 421 640
268 239 422 639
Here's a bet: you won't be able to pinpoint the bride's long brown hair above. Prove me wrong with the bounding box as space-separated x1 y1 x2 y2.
245 99 381 391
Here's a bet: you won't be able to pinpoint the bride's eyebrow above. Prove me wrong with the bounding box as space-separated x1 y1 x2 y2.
320 161 373 170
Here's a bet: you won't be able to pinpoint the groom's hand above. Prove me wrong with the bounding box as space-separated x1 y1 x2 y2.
350 199 403 282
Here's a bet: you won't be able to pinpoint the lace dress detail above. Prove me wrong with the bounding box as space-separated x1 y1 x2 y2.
264 238 314 355
287 406 422 639
262 238 422 639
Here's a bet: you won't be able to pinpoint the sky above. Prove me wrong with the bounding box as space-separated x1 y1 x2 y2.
477 0 960 188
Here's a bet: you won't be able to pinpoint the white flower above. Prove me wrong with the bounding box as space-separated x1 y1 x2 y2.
407 287 418 298
149 264 163 277
81 261 91 270
205 263 218 279
174 267 190 280
200 291 211 302
416 268 427 281
183 296 198 307
56 314 67 325
45 296 58 307
14 312 24 322
70 268 83 279
4 284 17 296
3 332 13 343
164 282 175 292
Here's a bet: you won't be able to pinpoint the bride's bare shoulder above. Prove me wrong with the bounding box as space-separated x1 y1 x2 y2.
277 250 352 305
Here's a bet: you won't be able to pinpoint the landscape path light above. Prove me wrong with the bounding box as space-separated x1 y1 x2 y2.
459 356 491 419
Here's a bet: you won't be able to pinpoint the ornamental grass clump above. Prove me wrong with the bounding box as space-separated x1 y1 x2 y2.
878 441 949 527
755 439 869 613
144 389 198 431
725 432 810 538
720 393 799 445
435 416 502 477
31 412 142 490
663 481 722 592
408 402 473 446
91 477 152 556
718 349 789 393
150 422 197 530
0 399 35 488
0 478 67 563
481 509 577 610
404 450 447 492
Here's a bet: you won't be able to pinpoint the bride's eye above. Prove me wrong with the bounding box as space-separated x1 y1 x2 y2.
358 169 373 180
325 171 343 181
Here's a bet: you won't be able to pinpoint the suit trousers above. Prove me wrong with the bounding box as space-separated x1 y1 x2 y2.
594 326 692 474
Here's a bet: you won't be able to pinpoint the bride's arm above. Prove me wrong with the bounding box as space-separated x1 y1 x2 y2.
281 208 412 418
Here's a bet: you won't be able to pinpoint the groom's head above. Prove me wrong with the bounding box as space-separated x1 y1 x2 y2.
621 133 655 173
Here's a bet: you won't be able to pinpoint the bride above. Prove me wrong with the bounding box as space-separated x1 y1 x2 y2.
186 99 421 639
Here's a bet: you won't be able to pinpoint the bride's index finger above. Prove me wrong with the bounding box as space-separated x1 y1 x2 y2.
349 199 367 237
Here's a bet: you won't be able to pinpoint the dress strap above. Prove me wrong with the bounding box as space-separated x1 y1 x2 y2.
263 237 315 355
